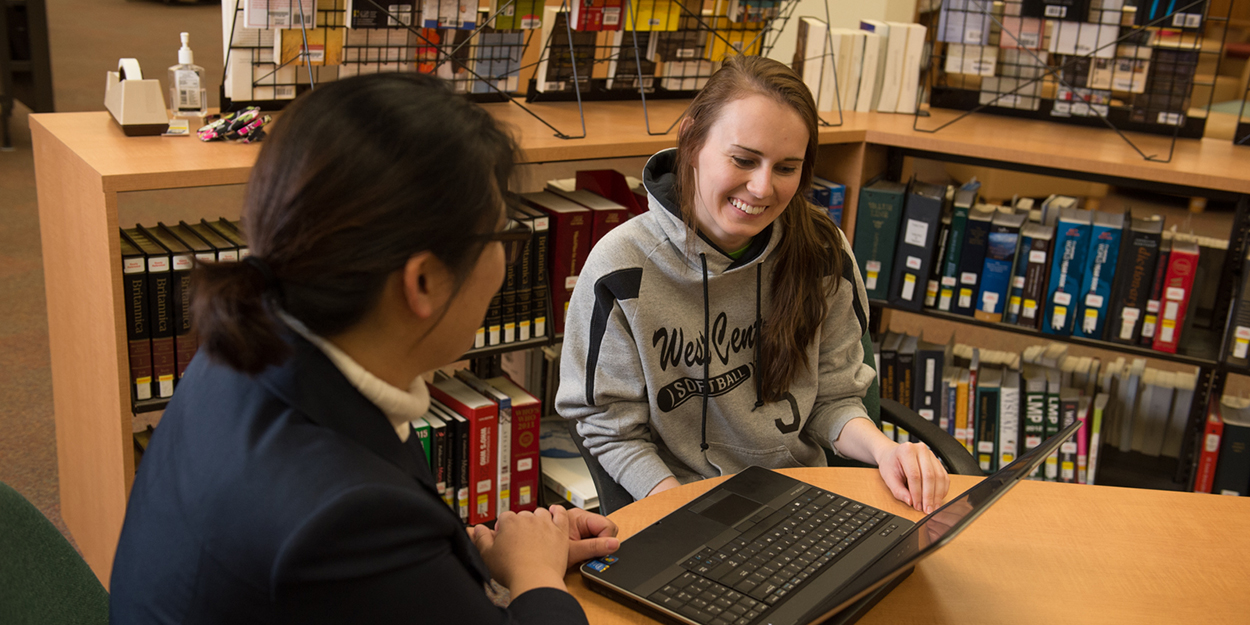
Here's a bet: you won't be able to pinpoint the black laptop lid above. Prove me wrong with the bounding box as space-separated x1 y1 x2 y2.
799 420 1083 623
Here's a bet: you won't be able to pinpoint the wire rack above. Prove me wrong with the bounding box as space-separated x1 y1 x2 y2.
916 0 1233 162
219 1 801 138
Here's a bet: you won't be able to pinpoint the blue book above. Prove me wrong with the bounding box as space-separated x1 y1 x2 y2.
952 203 996 317
1073 211 1125 338
1043 208 1094 335
976 211 1027 323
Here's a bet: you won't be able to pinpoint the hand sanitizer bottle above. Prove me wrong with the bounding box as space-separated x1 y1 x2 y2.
168 32 207 118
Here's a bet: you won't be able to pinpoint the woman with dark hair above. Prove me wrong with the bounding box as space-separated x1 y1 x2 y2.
110 73 615 624
558 56 949 513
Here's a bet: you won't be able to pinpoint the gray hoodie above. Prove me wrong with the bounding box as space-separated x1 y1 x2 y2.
556 149 875 500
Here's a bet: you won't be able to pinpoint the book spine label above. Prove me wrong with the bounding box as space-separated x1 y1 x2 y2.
998 387 1020 469
501 259 518 343
1151 246 1199 353
1139 249 1171 346
516 221 535 341
512 402 541 512
497 403 511 515
147 257 177 398
171 255 196 378
1193 403 1223 493
531 217 550 337
1108 231 1160 344
1023 388 1046 478
123 258 153 402
1017 237 1051 329
1045 391 1060 480
974 227 1019 323
852 188 904 300
1058 398 1079 483
1073 225 1122 339
976 389 998 472
1004 235 1032 325
1043 221 1091 335
953 220 990 317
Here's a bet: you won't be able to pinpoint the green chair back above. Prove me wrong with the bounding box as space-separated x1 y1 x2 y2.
0 481 109 624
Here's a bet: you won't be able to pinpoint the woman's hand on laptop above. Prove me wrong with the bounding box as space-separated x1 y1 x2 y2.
551 504 621 567
874 441 950 514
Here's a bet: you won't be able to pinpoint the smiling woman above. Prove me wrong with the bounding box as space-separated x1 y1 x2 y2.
557 55 950 517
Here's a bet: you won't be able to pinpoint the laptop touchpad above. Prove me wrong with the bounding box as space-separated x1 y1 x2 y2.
690 491 761 526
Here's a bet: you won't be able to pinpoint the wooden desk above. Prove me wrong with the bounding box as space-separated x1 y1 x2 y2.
565 468 1250 624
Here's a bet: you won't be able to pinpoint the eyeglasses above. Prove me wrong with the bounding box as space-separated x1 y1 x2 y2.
477 221 531 266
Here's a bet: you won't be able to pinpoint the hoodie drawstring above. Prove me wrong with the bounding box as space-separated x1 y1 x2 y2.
700 253 711 453
753 263 764 410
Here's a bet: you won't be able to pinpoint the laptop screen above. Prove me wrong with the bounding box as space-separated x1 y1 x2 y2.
800 420 1083 623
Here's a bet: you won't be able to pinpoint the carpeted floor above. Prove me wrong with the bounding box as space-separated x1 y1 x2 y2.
1 0 224 543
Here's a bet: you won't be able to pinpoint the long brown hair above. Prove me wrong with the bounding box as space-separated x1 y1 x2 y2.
191 73 517 374
675 55 845 402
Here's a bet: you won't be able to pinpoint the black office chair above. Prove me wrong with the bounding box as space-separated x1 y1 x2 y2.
567 331 982 515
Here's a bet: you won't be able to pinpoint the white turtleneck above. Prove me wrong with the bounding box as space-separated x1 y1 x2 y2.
280 312 428 442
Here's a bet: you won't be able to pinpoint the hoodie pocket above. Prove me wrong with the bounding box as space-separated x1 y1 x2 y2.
703 443 802 476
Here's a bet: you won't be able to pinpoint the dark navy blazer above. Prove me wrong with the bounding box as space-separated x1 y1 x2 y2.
110 333 586 624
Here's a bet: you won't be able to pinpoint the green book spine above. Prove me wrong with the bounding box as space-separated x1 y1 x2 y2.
853 180 907 300
976 385 1000 473
939 201 970 311
413 417 432 463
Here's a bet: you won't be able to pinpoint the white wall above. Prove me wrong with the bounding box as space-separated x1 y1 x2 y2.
764 0 917 67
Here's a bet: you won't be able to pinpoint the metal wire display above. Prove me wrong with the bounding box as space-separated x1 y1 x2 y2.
914 0 1234 162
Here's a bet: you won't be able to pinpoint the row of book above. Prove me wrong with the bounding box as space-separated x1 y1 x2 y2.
793 19 928 115
417 370 544 524
853 176 1232 356
875 332 1200 485
120 220 249 403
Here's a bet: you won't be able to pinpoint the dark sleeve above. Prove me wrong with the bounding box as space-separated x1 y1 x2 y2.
272 484 588 625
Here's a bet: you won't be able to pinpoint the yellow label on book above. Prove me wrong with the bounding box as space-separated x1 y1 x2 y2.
137 376 151 384
520 486 531 505
159 374 175 382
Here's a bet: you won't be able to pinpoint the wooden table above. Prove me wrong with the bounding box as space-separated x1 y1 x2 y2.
564 468 1250 624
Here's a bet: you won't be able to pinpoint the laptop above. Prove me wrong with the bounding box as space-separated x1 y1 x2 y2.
580 420 1082 625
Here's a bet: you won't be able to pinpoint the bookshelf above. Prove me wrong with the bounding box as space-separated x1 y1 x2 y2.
30 102 1250 586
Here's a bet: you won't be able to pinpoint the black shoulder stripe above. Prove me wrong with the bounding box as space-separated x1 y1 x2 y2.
838 248 868 336
586 268 644 405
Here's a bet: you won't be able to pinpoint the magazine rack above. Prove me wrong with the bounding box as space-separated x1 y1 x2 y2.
915 0 1235 162
219 0 810 140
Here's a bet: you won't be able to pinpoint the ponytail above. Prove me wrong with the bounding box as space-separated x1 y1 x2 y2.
190 258 289 375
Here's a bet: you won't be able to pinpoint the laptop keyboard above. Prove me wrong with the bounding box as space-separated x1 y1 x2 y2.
645 486 898 625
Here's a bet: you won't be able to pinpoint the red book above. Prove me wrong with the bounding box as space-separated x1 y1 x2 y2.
1193 398 1223 493
488 376 542 513
523 191 591 336
549 187 630 250
1151 238 1199 354
120 234 153 403
571 0 623 31
576 169 646 217
429 376 498 525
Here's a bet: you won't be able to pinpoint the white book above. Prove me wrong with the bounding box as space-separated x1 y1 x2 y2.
1117 359 1146 452
1162 370 1197 458
831 29 856 112
999 370 1021 469
855 32 882 113
820 29 842 113
895 23 927 115
541 456 599 510
796 17 828 104
1140 370 1176 457
875 21 906 113
859 20 891 111
844 31 865 114
1087 393 1110 485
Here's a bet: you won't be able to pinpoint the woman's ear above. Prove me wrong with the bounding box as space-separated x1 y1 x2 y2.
678 115 693 138
401 252 447 320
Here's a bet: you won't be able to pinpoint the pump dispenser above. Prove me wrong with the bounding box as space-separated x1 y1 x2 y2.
168 32 207 118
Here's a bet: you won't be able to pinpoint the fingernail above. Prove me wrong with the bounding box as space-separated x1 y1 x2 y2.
607 538 620 551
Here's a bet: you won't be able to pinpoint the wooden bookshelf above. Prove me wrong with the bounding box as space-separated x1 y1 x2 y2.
30 102 1250 586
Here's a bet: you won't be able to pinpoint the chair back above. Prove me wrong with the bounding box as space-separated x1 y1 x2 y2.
0 481 109 623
